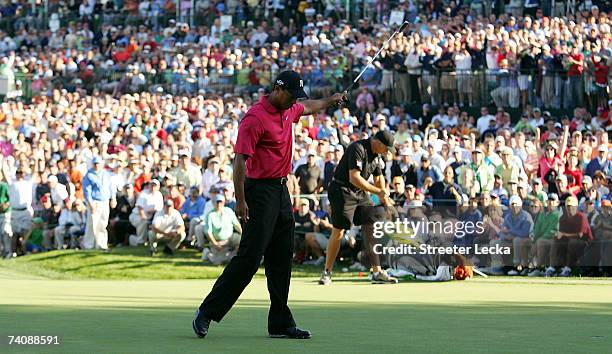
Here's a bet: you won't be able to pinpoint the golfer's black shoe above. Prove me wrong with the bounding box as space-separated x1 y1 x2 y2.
163 245 174 256
192 309 211 338
269 327 312 339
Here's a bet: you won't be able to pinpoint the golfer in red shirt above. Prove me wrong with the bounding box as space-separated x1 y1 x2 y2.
193 70 345 339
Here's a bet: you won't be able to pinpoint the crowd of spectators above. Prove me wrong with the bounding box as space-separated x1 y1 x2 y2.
0 1 610 276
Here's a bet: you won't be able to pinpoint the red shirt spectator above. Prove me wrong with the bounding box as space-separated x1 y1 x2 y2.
567 51 584 76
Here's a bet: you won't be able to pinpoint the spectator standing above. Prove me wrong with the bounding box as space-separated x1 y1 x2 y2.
294 153 323 196
82 157 116 250
109 184 136 246
0 169 12 258
8 168 34 244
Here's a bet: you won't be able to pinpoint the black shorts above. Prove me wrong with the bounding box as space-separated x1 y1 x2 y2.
328 180 389 230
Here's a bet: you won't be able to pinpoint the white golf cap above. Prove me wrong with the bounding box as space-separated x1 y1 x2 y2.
509 196 522 206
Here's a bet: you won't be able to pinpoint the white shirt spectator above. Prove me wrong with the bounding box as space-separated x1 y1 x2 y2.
200 169 220 198
431 113 449 127
454 52 472 71
152 208 184 234
250 31 268 47
429 152 447 172
133 190 164 216
50 183 69 205
9 178 33 209
477 114 495 134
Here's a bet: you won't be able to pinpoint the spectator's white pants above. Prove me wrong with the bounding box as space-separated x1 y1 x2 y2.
53 226 66 250
188 217 203 241
491 87 509 107
0 212 13 256
207 233 241 265
83 200 110 250
129 214 149 246
508 87 520 108
10 208 33 236
148 230 186 251
194 222 207 248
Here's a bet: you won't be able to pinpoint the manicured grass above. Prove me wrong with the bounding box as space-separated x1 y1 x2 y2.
1 270 611 353
0 247 351 280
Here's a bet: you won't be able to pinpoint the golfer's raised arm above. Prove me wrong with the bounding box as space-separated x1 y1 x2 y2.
301 92 346 115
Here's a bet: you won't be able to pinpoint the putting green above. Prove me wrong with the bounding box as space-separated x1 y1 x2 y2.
1 267 611 353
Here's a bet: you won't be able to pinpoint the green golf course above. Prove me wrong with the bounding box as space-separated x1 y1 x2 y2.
1 250 611 353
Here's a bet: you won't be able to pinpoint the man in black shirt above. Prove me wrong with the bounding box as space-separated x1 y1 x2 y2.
378 49 396 104
295 153 323 195
319 131 399 285
428 166 462 214
519 46 538 107
109 183 136 246
394 49 409 104
390 148 418 186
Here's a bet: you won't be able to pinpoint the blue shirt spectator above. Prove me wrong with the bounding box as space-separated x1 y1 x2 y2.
500 197 533 241
83 158 116 202
181 194 206 220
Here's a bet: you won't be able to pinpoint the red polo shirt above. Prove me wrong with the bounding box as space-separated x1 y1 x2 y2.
235 96 304 179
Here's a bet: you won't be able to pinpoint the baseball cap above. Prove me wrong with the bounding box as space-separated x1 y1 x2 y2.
565 196 578 207
399 147 411 156
165 199 174 207
583 176 593 185
215 195 225 203
556 175 567 183
33 217 44 224
598 145 607 152
48 175 58 184
547 193 559 201
509 196 522 206
150 179 160 186
532 178 542 185
373 130 396 154
274 70 308 99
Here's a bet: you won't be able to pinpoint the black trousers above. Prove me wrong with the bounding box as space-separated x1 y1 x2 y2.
199 177 296 332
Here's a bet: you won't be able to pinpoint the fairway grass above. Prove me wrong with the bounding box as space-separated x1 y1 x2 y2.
0 248 339 280
1 267 612 353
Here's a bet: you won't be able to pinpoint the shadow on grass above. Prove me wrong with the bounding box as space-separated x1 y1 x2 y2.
1 247 336 280
1 301 611 353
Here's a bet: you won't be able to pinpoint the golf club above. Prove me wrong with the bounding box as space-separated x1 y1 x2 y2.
343 21 411 94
